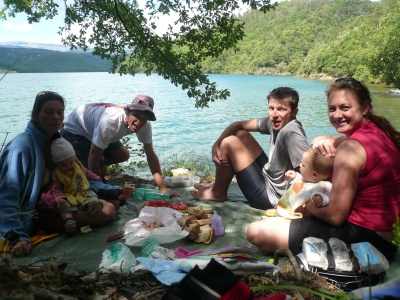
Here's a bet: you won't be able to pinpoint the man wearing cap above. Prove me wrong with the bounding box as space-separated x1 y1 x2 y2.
62 95 180 197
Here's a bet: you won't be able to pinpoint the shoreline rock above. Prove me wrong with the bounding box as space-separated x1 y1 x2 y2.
389 89 400 96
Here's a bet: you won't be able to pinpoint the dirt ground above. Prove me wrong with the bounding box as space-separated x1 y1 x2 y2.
0 255 342 300
0 174 344 299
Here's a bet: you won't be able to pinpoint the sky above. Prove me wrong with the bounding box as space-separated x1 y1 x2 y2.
0 0 379 46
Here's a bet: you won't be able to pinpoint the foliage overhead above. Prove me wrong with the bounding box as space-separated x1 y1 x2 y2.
1 0 277 108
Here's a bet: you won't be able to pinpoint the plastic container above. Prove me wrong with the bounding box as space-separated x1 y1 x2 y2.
141 237 160 257
210 211 225 237
134 188 173 200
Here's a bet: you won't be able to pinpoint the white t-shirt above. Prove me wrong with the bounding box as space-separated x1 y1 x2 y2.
63 103 152 149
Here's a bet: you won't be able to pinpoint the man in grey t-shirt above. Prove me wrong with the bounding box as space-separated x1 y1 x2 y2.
191 87 309 209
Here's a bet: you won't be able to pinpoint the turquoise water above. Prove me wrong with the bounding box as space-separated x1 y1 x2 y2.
0 72 399 165
1 72 400 278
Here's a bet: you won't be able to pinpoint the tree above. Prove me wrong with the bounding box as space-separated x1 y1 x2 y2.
369 1 400 88
1 0 276 108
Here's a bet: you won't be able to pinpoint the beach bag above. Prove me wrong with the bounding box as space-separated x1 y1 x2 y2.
295 237 388 292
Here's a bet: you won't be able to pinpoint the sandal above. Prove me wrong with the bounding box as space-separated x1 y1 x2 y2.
87 200 104 216
64 219 77 235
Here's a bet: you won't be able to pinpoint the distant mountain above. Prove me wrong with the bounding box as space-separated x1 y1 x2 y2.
0 46 113 73
0 41 69 52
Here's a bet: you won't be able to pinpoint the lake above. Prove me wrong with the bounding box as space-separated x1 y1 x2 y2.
1 72 399 176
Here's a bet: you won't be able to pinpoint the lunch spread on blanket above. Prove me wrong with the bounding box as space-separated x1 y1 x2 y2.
123 203 221 246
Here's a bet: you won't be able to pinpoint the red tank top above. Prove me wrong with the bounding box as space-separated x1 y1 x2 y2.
347 120 400 231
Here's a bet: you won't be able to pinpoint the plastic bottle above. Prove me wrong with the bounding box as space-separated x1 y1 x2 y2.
210 211 225 237
134 188 173 200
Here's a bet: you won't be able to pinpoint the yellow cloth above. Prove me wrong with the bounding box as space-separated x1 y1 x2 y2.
55 159 90 206
277 180 332 219
41 169 51 188
0 230 59 253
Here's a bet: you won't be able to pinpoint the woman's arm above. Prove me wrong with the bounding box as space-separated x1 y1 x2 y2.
305 139 365 226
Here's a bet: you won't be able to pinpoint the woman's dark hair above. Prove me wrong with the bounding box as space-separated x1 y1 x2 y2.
326 78 400 149
31 91 66 121
267 87 300 110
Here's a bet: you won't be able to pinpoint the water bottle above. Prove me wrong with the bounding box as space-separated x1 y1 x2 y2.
210 211 225 237
134 188 173 200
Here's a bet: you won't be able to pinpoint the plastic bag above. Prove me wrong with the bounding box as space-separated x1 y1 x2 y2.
329 238 353 272
351 242 389 274
123 206 188 246
302 237 328 270
99 242 136 274
164 175 201 188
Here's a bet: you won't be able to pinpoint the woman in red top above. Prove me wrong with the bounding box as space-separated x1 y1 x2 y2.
247 77 400 261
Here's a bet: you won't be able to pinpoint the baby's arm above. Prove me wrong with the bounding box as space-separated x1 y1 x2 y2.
51 171 68 208
284 170 297 181
54 197 67 209
311 194 325 208
311 181 332 208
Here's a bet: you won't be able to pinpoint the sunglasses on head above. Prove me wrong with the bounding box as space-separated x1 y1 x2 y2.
35 91 61 99
334 77 362 86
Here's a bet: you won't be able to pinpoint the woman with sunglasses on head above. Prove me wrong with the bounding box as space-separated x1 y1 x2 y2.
247 78 400 261
0 92 117 257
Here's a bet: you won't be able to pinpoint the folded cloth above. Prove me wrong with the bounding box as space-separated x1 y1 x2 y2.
0 230 59 252
135 257 187 285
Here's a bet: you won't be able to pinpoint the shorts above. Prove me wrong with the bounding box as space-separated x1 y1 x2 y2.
59 190 99 214
235 152 273 210
62 130 123 168
289 217 398 261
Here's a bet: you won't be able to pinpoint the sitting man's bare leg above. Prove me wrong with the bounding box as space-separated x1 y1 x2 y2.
191 133 261 201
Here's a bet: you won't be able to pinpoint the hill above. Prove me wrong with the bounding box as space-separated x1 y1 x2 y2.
0 47 113 73
202 0 399 87
1 0 399 87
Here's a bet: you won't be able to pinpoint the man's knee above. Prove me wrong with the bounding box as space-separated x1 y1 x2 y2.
104 147 130 164
235 129 252 140
220 135 242 152
118 147 130 162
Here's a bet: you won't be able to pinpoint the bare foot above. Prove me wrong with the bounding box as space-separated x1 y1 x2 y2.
193 183 207 191
190 185 227 201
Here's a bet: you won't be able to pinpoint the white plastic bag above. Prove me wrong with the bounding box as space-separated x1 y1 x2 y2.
123 206 189 246
302 237 328 270
329 238 353 272
164 175 200 187
99 242 136 274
